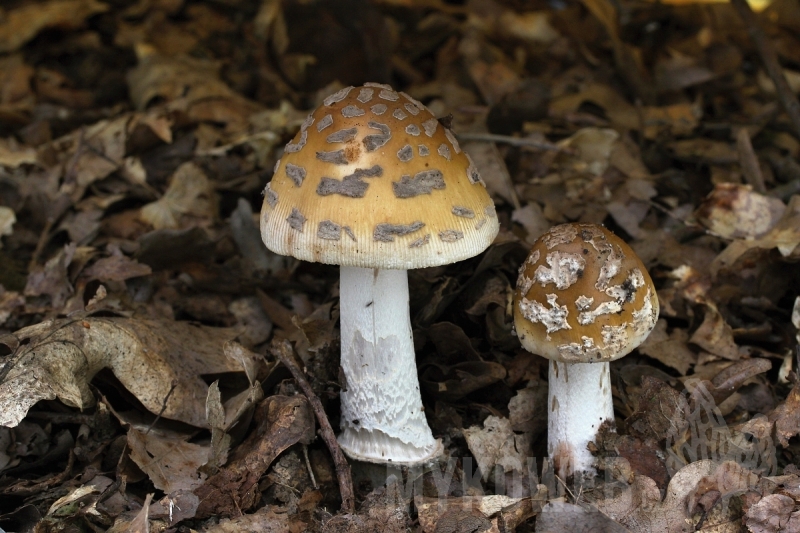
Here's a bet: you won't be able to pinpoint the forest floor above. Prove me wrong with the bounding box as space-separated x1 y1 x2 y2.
1 0 800 531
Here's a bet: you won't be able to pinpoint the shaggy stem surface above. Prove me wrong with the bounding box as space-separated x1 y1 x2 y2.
337 266 442 465
548 360 614 481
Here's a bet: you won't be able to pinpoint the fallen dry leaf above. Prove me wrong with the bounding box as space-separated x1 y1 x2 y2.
593 460 742 532
637 318 697 375
0 317 247 428
127 427 209 494
744 494 796 533
536 500 629 532
139 161 218 230
463 415 531 481
197 506 296 533
0 138 37 168
0 0 109 54
712 194 800 274
420 361 507 402
768 382 800 447
194 394 315 519
0 207 15 247
694 183 785 240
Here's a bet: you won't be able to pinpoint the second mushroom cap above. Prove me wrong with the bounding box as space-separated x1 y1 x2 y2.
514 223 659 363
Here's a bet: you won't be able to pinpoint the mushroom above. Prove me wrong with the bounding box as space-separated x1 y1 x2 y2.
513 223 658 481
260 83 499 465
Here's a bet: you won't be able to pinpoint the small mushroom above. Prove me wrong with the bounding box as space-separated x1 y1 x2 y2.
513 223 659 481
261 83 499 465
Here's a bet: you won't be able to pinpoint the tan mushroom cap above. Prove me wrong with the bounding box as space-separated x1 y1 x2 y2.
260 83 499 269
514 223 659 363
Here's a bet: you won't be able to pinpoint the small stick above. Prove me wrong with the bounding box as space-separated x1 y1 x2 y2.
736 128 766 193
455 132 574 154
146 380 177 435
730 0 800 140
271 339 355 514
303 444 319 489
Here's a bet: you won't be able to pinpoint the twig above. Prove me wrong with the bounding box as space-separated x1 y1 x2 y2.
455 132 574 154
767 179 800 200
271 339 355 514
145 380 177 435
731 0 800 140
303 444 319 489
736 128 766 193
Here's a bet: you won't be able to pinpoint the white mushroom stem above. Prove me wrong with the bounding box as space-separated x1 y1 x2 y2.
337 266 442 465
548 360 614 481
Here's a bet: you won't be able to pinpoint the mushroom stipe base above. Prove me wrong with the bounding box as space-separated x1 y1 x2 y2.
337 266 443 465
548 359 614 480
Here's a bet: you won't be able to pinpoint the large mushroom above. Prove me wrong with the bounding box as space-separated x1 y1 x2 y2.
514 223 658 481
261 83 499 465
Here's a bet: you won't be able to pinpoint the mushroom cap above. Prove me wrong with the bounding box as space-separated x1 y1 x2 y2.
260 83 499 269
514 223 659 363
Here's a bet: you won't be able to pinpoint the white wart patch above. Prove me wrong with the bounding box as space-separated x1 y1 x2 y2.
518 294 571 335
517 274 534 295
578 301 622 325
342 105 365 118
534 251 585 290
397 145 413 162
466 154 483 185
318 220 342 240
575 295 594 311
287 208 306 232
316 150 348 165
316 165 383 198
284 130 308 153
285 164 306 186
357 88 374 103
444 129 461 153
363 121 391 151
317 114 333 132
422 118 438 137
323 86 354 106
601 324 628 354
326 128 358 143
631 288 656 335
373 221 425 242
410 234 431 248
452 206 475 218
439 230 464 242
392 169 445 198
543 224 578 249
264 183 278 208
595 245 623 291
379 89 399 101
557 337 602 362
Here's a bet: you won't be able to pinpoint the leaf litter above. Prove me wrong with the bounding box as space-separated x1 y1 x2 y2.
1 0 800 531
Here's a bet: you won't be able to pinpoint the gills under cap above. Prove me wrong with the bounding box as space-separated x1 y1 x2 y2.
260 83 499 270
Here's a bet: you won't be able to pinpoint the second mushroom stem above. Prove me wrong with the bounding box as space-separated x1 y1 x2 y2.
337 266 442 465
548 360 614 481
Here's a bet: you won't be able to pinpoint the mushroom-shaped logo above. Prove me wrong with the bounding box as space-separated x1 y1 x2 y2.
261 83 499 465
514 223 659 480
